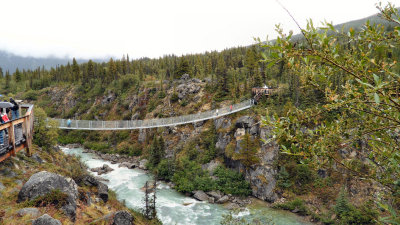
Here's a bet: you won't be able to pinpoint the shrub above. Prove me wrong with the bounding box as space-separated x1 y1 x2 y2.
23 189 68 208
334 189 379 225
273 198 309 216
276 166 292 189
214 166 251 196
23 90 38 100
155 159 174 181
33 107 59 151
170 92 179 103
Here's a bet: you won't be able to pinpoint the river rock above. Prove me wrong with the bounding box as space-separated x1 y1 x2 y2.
90 164 114 175
32 214 61 225
139 159 148 170
216 195 230 204
17 207 40 217
225 203 240 210
112 210 134 225
17 171 78 220
0 167 17 178
119 162 136 169
206 190 223 200
192 190 210 202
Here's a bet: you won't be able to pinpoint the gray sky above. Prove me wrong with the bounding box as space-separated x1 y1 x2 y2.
0 0 392 59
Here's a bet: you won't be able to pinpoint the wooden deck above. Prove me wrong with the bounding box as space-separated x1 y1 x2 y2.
0 104 34 163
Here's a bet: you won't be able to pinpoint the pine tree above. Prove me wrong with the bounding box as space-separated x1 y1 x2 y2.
5 70 11 90
149 136 165 167
15 68 22 82
87 60 95 82
0 67 3 77
235 133 260 172
108 58 118 81
216 55 229 96
176 57 190 78
72 58 80 81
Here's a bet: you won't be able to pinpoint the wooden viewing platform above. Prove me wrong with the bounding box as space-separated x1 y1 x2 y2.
0 104 34 163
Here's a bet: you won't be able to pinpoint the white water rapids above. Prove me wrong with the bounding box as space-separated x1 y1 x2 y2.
62 147 312 225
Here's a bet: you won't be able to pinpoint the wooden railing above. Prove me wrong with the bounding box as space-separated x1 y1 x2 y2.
0 104 34 163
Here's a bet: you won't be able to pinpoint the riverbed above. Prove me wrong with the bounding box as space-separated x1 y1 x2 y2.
62 147 312 225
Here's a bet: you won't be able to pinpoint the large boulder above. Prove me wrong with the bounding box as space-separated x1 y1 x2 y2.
192 190 210 202
18 171 78 220
32 214 61 225
97 182 109 202
90 164 114 175
82 175 109 202
112 210 134 225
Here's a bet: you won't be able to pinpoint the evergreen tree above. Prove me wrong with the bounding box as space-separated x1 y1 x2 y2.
15 68 22 82
5 70 11 90
176 57 190 78
87 60 95 82
234 133 260 172
0 67 3 77
216 54 228 96
72 58 80 81
149 136 165 167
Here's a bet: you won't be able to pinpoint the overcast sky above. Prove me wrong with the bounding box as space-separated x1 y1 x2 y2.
0 0 392 60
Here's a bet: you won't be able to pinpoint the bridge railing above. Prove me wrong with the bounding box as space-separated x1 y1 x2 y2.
0 104 34 162
54 99 252 130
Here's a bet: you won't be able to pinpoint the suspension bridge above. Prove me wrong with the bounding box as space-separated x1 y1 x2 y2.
52 99 254 130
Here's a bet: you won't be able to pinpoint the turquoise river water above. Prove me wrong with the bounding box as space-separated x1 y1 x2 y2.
62 147 312 225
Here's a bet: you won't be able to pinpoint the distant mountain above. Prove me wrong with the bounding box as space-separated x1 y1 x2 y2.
0 50 104 73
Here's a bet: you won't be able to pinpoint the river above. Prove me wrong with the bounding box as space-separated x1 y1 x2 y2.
62 147 312 225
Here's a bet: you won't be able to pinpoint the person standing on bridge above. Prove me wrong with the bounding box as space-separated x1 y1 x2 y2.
67 119 72 128
230 105 232 112
10 98 19 119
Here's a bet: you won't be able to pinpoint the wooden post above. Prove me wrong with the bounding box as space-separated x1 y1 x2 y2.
9 122 16 157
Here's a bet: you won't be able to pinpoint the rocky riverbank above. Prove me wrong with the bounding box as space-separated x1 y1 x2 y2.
62 144 253 209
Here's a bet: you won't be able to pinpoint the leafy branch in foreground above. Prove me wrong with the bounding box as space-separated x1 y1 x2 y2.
261 2 400 196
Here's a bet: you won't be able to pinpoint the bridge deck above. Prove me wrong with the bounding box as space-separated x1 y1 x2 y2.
53 99 253 130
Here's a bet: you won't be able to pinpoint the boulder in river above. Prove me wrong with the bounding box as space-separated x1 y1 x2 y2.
90 164 114 175
17 171 78 221
192 190 210 202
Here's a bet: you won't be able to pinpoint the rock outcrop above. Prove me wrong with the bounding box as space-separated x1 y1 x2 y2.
112 210 134 225
18 171 78 220
32 214 62 225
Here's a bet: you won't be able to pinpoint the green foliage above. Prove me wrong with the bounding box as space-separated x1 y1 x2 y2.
170 92 179 103
273 198 309 216
22 189 68 208
172 157 215 193
214 166 251 196
23 89 38 100
83 141 110 153
155 159 174 181
276 166 292 189
262 3 400 194
148 136 165 168
33 107 59 150
234 134 260 169
334 188 379 225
